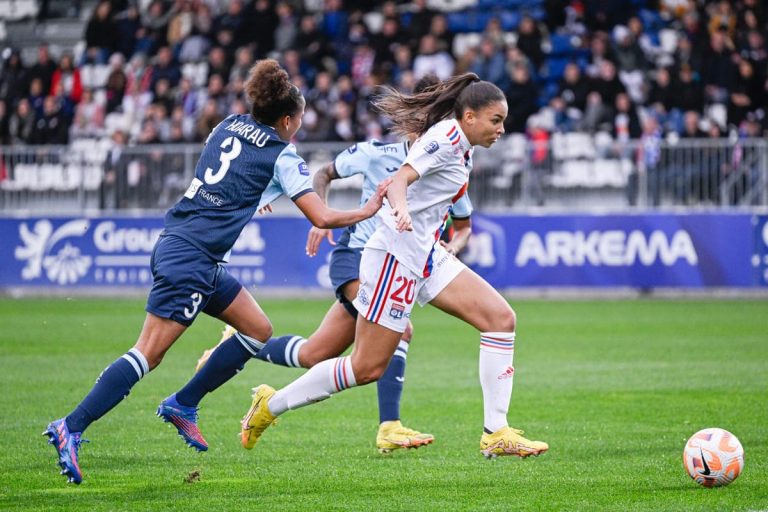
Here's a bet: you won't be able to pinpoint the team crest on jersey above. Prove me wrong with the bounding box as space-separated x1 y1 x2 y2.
425 141 439 154
298 162 309 176
358 289 369 306
347 144 358 154
389 302 405 319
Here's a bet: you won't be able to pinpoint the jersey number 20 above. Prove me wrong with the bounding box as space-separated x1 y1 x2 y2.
204 136 243 184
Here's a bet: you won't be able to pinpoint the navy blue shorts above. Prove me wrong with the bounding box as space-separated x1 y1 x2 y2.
329 244 362 318
146 235 242 326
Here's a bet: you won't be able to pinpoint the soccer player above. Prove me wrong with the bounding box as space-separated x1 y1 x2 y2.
196 75 471 454
240 73 549 459
43 59 389 485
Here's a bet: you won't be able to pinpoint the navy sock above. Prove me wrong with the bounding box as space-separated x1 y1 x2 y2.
176 335 258 407
65 348 149 433
377 340 409 423
254 335 306 368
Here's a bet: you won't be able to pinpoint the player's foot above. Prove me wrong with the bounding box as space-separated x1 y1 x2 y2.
43 418 87 484
480 426 548 459
241 384 277 449
376 420 434 454
194 325 235 372
157 394 208 452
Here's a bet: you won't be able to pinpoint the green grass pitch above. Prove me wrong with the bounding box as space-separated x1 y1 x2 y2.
0 296 766 511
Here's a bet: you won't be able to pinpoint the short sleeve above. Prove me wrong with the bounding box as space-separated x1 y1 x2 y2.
274 144 313 200
334 142 373 179
451 193 473 219
403 134 451 178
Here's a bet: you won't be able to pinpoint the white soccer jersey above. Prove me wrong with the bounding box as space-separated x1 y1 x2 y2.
366 118 473 276
334 140 409 248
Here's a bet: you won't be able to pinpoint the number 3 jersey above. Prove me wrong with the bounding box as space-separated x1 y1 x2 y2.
163 114 313 262
366 118 474 276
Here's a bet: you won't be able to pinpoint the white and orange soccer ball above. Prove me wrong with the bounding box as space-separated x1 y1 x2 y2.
683 428 744 487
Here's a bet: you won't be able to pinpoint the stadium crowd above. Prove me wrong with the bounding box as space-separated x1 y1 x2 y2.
0 0 766 149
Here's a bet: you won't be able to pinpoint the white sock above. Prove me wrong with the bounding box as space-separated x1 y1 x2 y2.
478 331 515 432
268 355 357 416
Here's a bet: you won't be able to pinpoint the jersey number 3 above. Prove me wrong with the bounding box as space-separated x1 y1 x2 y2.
204 136 243 184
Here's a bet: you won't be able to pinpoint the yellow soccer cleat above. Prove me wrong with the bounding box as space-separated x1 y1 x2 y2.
376 420 434 454
480 426 549 459
241 384 277 449
194 325 235 372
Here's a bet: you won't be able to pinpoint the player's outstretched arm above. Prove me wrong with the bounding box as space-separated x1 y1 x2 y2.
441 217 472 255
305 162 340 256
388 165 419 232
295 178 391 229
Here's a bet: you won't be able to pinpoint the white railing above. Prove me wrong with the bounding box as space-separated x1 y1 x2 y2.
1 135 766 214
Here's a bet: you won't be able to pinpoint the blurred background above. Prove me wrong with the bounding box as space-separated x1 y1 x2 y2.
0 0 767 293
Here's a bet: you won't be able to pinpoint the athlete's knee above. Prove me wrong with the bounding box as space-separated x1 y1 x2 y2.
239 318 273 343
402 321 414 342
299 345 333 368
351 358 387 385
493 306 516 332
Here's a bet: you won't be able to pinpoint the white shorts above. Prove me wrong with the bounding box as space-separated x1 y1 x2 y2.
353 245 466 332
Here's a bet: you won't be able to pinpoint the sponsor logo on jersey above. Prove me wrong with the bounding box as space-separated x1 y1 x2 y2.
347 144 358 154
425 141 439 154
389 302 405 319
298 162 310 176
358 289 370 306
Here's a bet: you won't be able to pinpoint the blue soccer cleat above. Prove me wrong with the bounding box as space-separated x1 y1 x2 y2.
157 394 208 452
43 418 87 484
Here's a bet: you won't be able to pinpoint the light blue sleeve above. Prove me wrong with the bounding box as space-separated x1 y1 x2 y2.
451 193 473 219
274 144 313 200
334 142 373 179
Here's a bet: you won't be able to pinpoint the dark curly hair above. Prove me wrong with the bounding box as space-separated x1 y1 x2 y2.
245 59 305 125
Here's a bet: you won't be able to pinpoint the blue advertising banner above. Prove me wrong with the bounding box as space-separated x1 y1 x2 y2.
0 213 764 290
0 216 329 289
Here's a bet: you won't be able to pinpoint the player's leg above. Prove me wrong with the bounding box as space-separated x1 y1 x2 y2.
375 320 435 453
44 313 186 483
428 266 548 458
240 249 410 449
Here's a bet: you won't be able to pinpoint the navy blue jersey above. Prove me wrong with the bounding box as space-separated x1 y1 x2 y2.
163 114 313 261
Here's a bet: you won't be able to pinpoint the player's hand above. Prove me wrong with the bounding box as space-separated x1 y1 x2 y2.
392 206 413 232
306 226 335 257
258 204 274 215
363 177 392 216
439 240 457 256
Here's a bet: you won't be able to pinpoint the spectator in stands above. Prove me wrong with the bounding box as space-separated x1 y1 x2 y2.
295 13 333 77
739 30 767 84
557 62 590 112
413 34 454 80
70 87 106 140
0 49 27 106
351 41 376 88
332 101 356 142
647 67 679 132
28 78 46 119
28 44 57 94
167 0 195 52
516 15 544 71
274 1 298 53
371 17 405 73
114 4 142 59
590 60 626 107
84 1 117 65
32 96 69 145
481 17 506 52
105 53 128 114
610 92 641 143
250 0 279 58
584 0 631 33
631 115 663 206
322 0 350 44
428 14 454 55
125 53 153 96
612 25 647 102
213 0 247 49
707 0 737 39
8 99 35 145
168 104 195 142
701 30 735 105
405 0 436 51
585 31 615 78
50 54 83 105
0 100 8 145
729 59 764 128
200 74 229 117
390 43 413 86
504 63 539 133
229 47 254 84
206 47 231 84
100 129 129 209
151 47 181 90
470 38 510 91
152 78 176 117
194 98 223 142
176 76 201 118
672 64 704 115
139 0 175 55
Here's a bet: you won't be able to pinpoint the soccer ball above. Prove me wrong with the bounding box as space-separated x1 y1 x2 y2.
683 428 744 487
